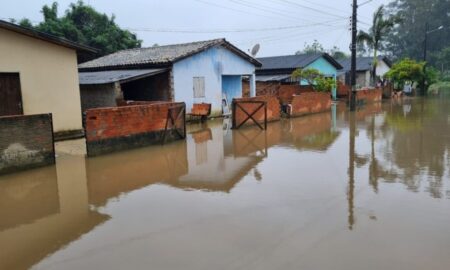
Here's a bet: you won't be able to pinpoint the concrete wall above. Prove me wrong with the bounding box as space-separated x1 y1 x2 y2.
84 102 186 156
0 28 83 133
173 46 256 116
80 83 119 112
0 114 55 174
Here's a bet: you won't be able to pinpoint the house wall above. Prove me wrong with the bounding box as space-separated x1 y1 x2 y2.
172 46 256 116
376 60 390 78
222 75 242 106
304 57 338 99
80 83 119 112
0 28 83 133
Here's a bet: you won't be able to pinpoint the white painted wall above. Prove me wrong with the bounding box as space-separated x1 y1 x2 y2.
376 60 390 78
172 46 256 116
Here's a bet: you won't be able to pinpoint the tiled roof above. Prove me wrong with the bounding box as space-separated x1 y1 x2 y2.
257 53 342 71
79 38 261 70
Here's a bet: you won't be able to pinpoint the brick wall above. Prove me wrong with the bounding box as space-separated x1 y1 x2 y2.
232 96 280 128
85 102 186 156
355 88 383 104
289 92 332 117
337 81 350 97
0 114 55 174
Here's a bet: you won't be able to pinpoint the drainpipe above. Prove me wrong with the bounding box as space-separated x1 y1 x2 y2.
250 73 256 97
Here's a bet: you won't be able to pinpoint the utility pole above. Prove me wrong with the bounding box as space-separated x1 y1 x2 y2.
421 22 429 96
350 0 358 111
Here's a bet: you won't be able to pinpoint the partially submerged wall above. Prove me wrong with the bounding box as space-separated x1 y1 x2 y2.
0 114 55 174
85 102 186 156
288 92 332 117
232 96 280 128
356 88 383 104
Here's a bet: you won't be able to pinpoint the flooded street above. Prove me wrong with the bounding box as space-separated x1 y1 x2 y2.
1 98 450 270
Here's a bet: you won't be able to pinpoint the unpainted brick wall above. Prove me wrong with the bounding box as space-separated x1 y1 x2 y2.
232 96 280 128
289 92 332 117
85 102 186 156
0 114 55 174
355 88 383 104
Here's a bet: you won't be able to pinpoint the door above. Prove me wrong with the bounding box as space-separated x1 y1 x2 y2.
0 73 23 116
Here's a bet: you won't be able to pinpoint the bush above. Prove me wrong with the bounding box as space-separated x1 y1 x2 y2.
428 81 450 94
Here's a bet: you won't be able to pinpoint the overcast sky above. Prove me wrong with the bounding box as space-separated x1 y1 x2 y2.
3 0 391 57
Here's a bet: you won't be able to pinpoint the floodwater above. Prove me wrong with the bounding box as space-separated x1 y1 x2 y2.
1 97 450 270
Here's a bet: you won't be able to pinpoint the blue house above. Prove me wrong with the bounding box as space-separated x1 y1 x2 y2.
256 53 342 99
78 39 261 116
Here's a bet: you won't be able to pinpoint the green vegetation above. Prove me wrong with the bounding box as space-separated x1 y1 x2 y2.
428 82 450 95
18 1 141 57
385 58 426 89
291 68 336 92
385 0 449 66
357 5 398 85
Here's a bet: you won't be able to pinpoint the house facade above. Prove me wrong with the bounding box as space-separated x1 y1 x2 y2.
255 53 343 99
337 56 392 87
0 20 96 137
78 39 261 116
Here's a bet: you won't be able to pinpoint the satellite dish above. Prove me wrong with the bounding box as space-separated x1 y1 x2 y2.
251 44 260 57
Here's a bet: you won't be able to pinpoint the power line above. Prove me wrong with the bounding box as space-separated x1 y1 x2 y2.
277 0 349 20
193 0 300 23
126 19 346 33
297 0 350 15
228 0 337 25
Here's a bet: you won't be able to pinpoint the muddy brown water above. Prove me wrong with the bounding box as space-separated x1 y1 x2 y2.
1 98 450 270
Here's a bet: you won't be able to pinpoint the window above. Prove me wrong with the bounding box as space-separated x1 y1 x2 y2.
193 77 205 98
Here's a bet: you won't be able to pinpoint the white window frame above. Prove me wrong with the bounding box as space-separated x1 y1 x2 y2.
193 77 205 98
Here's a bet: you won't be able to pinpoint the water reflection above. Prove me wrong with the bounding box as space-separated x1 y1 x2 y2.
0 156 109 270
1 98 450 269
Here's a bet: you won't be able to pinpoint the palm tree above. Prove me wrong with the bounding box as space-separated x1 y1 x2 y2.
357 5 397 85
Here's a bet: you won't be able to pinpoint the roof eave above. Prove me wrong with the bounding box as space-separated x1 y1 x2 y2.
0 20 98 54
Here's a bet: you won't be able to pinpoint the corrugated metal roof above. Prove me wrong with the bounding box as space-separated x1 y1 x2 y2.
78 38 261 71
79 69 168 85
256 74 291 82
257 53 342 71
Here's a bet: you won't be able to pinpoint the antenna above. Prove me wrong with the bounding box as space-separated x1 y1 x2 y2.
250 44 260 57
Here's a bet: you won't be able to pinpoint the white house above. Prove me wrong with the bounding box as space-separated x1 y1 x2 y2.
337 56 392 87
78 39 261 116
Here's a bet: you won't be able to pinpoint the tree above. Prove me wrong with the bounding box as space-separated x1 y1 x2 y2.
357 5 398 85
385 58 425 89
330 46 348 60
295 40 324 55
19 1 141 60
385 0 450 66
291 68 335 92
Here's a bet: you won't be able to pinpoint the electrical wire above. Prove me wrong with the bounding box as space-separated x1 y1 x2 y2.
126 19 347 33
